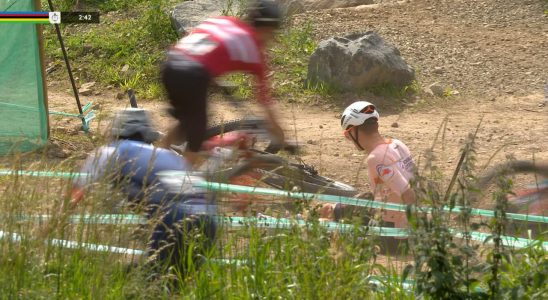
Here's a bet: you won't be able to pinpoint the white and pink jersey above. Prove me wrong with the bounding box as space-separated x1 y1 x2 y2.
366 139 415 204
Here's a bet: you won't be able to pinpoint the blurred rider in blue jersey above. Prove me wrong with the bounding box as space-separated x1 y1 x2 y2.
70 108 217 276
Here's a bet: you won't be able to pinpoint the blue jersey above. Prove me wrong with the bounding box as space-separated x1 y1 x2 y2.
75 140 215 214
76 140 187 187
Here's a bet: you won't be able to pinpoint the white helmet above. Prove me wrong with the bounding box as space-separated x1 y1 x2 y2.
340 101 379 130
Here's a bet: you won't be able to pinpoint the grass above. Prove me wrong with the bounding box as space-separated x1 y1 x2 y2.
43 0 178 100
0 134 546 298
365 80 421 99
0 165 391 298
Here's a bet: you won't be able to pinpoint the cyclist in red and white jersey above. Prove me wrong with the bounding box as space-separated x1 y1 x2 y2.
159 0 286 165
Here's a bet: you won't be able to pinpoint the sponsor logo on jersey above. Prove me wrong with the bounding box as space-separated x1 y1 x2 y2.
398 156 415 173
376 164 395 180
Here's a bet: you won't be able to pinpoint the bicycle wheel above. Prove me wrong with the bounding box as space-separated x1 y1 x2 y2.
256 164 358 197
206 119 280 153
474 160 548 236
476 160 548 190
207 151 358 197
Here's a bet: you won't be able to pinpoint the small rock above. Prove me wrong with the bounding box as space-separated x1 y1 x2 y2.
82 44 92 54
428 82 445 96
306 140 317 145
78 82 95 96
72 152 88 159
79 87 92 96
121 64 130 73
93 90 101 96
391 122 399 128
433 67 444 74
450 90 460 96
116 92 125 100
334 153 339 157
46 143 70 159
80 82 95 89
319 125 323 129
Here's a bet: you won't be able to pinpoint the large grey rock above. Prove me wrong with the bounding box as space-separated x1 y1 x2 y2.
307 32 415 91
171 0 225 36
277 0 373 14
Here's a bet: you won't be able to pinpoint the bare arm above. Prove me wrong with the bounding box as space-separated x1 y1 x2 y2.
401 187 416 205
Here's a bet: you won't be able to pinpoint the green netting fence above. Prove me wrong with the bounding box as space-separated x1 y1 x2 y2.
0 0 49 155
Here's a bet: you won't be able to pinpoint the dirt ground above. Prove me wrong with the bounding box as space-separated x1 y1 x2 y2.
42 0 547 203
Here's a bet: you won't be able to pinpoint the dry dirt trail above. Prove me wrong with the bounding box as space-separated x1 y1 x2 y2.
294 0 548 97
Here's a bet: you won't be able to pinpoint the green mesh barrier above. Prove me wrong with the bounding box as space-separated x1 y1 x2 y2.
0 0 48 155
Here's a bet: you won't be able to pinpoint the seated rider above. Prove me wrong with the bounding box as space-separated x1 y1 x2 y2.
159 0 288 165
70 108 217 275
321 101 416 228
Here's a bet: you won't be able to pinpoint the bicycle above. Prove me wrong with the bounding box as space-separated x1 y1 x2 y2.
473 160 548 235
126 88 358 203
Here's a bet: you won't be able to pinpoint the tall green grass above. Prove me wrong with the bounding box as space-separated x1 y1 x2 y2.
0 130 546 298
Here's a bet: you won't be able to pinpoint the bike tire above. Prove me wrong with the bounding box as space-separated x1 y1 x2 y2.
473 160 548 235
256 164 358 197
476 160 548 190
206 119 279 153
208 152 358 197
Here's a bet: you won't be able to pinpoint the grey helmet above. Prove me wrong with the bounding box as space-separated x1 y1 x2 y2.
247 0 282 28
110 108 161 143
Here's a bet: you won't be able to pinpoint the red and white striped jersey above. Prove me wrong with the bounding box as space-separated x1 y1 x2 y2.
173 16 272 105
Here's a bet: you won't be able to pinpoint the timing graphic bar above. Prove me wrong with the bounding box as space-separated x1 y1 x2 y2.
0 12 99 24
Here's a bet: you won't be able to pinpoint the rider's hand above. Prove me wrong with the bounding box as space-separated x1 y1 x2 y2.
263 104 286 144
282 140 299 155
354 192 374 199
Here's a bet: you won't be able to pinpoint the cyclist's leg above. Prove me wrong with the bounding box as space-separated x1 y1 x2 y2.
179 99 207 165
147 199 217 275
159 51 211 163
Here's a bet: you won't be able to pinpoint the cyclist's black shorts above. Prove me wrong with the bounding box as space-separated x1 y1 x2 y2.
161 51 212 152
